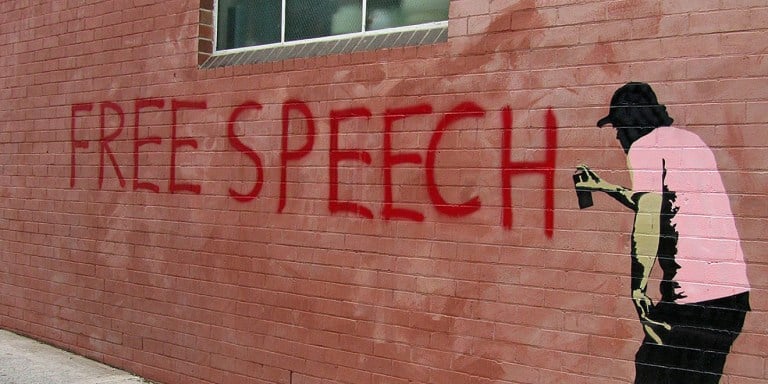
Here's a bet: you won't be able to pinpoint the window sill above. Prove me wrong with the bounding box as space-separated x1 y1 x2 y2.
199 23 447 69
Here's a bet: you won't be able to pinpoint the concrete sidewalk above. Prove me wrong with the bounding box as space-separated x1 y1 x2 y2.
0 329 150 384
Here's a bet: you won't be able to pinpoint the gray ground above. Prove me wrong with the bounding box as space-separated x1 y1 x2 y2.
0 330 150 384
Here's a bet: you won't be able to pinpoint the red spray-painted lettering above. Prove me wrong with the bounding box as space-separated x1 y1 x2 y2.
382 104 431 222
133 98 164 193
227 101 264 202
279 100 316 214
70 98 558 237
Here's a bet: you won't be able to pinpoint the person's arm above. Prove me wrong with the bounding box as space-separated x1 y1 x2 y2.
631 192 670 344
575 165 636 210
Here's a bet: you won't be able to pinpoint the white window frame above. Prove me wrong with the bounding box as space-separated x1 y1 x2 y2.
212 0 449 55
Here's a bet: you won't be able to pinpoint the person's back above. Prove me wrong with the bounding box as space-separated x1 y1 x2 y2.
627 126 750 303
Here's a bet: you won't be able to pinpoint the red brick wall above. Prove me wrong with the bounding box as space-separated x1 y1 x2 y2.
1 1 767 383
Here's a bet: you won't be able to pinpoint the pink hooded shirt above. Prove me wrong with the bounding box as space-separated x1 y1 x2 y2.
628 126 750 304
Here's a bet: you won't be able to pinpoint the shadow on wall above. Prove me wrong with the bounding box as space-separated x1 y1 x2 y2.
384 0 546 98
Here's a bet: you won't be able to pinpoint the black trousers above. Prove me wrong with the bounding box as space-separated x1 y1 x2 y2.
634 291 750 384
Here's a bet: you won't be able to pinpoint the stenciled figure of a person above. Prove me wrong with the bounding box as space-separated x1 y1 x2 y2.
575 82 751 383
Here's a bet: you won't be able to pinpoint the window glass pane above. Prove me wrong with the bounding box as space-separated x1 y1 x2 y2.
365 0 403 30
217 0 282 50
215 0 449 52
366 0 449 31
398 0 449 27
286 0 362 41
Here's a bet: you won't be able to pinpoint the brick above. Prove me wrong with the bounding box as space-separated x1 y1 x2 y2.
723 353 766 378
450 0 490 18
2 1 767 384
661 0 720 14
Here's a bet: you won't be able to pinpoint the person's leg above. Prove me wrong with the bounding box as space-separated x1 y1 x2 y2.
635 325 735 384
676 293 750 378
634 340 672 384
636 293 750 383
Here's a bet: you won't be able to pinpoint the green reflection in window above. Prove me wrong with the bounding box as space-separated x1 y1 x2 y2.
217 0 281 50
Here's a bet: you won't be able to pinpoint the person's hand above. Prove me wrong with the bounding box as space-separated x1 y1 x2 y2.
632 289 671 345
574 165 609 191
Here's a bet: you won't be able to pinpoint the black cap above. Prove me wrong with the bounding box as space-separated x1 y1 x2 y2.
597 82 662 127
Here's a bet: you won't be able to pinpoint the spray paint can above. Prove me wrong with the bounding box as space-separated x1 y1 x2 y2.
573 170 593 209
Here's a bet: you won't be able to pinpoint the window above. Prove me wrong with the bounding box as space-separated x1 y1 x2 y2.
213 0 449 52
